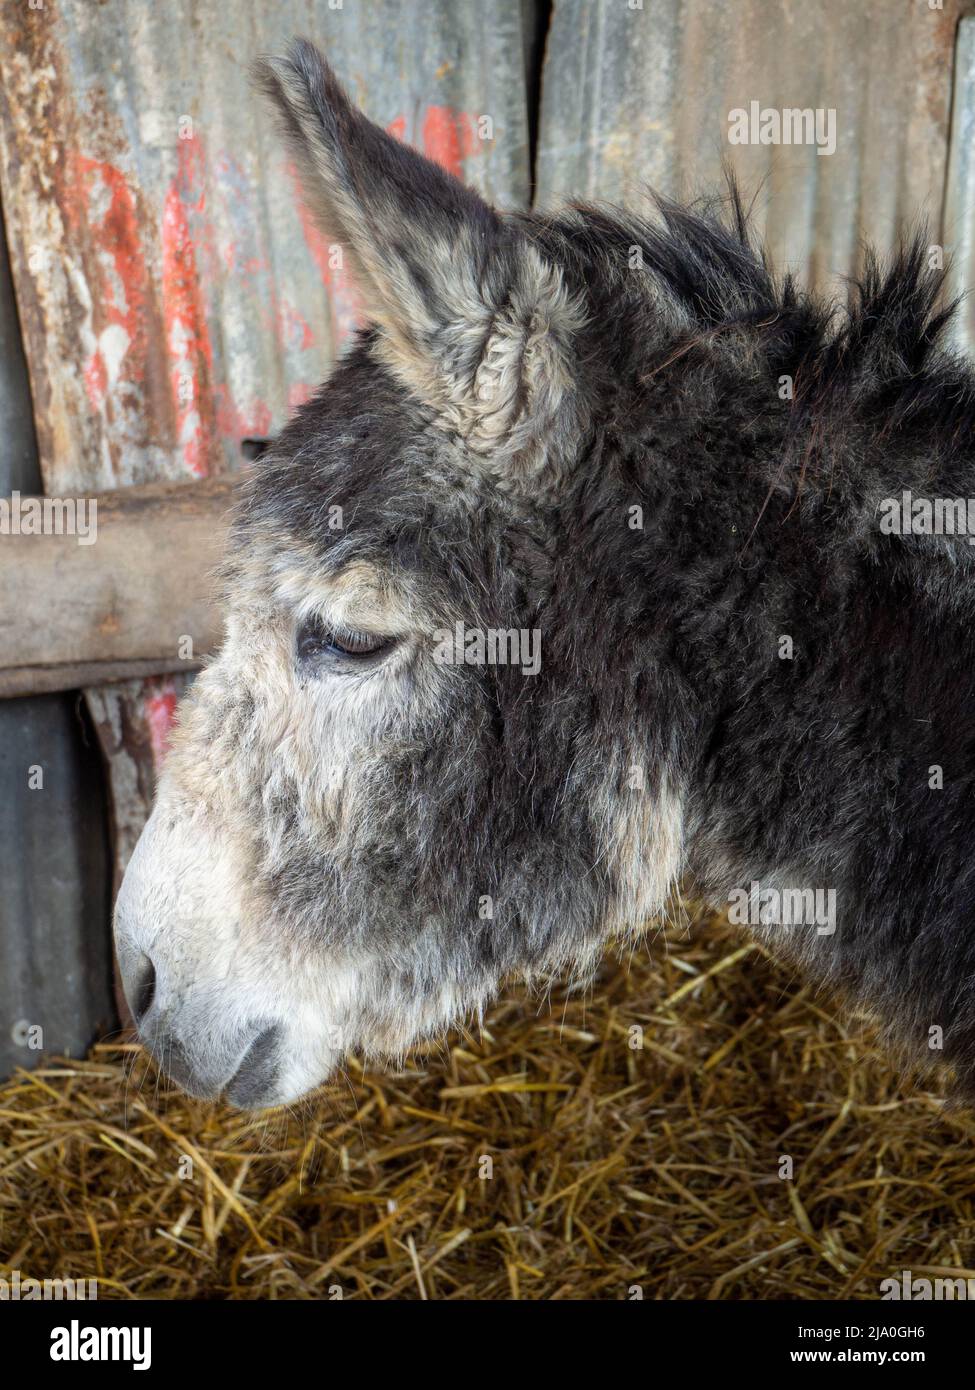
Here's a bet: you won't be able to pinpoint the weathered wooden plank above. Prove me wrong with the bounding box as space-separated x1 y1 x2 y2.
535 0 960 291
0 659 204 702
0 475 233 689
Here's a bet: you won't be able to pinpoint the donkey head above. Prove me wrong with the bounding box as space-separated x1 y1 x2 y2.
116 39 975 1110
113 39 685 1108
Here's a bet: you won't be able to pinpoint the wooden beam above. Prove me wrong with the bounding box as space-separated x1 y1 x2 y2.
0 475 235 698
0 658 203 699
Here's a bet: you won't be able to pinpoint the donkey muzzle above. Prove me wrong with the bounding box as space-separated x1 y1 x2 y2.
118 947 284 1107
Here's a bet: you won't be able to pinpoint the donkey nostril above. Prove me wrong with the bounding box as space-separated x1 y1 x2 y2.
225 1024 283 1109
131 953 157 1024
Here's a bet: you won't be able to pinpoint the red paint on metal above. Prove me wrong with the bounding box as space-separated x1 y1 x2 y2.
420 106 479 177
83 351 107 410
161 137 215 476
214 390 272 439
144 680 178 770
62 155 150 412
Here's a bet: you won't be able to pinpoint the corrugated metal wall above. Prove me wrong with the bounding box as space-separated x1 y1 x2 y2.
0 0 533 492
535 0 961 289
1 0 974 1078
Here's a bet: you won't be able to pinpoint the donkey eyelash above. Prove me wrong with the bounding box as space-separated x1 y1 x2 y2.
295 615 393 663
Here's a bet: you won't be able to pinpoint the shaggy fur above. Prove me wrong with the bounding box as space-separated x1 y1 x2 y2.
115 38 975 1108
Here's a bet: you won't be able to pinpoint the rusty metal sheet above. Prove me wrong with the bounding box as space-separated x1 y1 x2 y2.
0 0 532 882
0 204 112 1081
944 16 975 357
0 0 531 492
535 0 960 291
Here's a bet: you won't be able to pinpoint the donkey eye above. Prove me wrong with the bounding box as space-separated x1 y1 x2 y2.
296 617 391 664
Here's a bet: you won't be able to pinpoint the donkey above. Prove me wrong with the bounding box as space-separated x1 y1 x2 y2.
114 38 975 1109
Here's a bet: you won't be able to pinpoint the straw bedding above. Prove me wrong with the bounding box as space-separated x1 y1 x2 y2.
1 906 973 1300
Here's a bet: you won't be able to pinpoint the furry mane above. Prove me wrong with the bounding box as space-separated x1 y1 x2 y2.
523 185 975 465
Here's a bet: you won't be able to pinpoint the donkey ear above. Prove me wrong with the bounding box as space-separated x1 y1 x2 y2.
254 39 582 481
